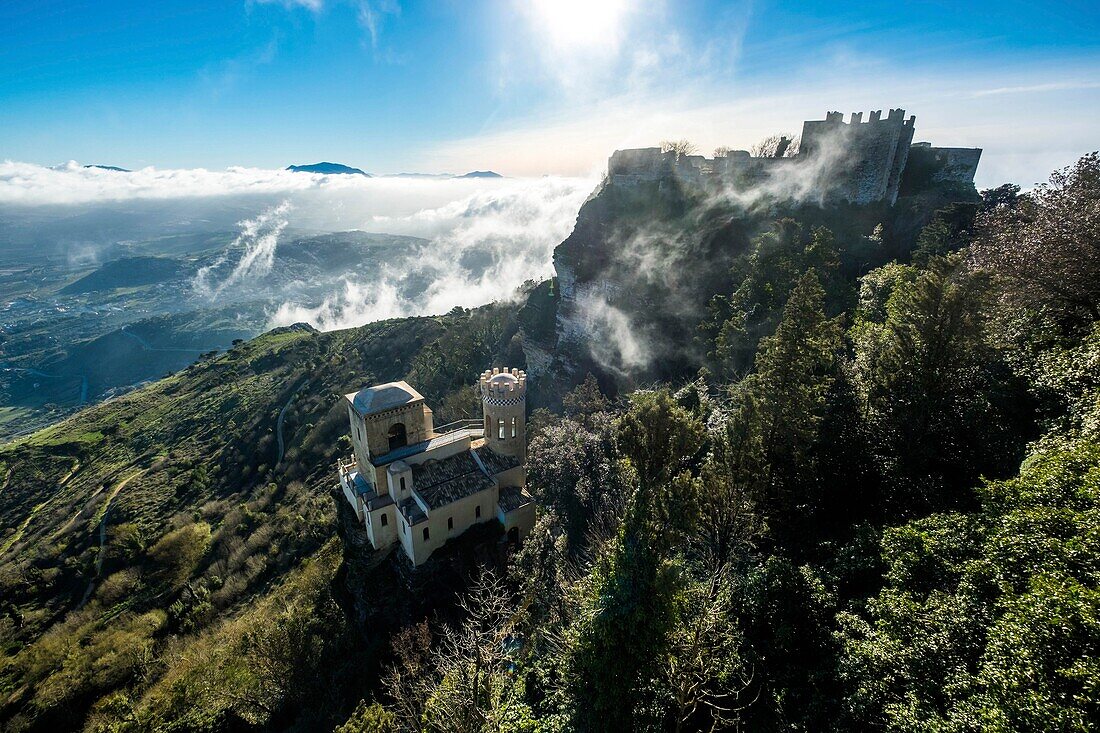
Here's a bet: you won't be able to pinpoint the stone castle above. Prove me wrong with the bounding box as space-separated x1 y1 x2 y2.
608 108 982 205
337 368 535 566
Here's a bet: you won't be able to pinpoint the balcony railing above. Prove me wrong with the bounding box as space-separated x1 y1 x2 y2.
433 418 484 435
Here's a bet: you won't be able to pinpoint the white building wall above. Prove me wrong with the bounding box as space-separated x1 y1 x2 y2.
497 501 536 541
405 485 499 565
366 505 397 548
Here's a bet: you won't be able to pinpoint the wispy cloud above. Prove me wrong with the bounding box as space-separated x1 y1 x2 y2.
254 0 324 12
972 80 1100 97
356 0 400 49
198 36 280 100
193 201 292 297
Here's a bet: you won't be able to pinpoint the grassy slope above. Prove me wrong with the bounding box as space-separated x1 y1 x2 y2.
0 304 524 731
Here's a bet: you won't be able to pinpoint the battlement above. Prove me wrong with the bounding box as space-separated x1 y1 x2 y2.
819 109 914 127
480 367 527 404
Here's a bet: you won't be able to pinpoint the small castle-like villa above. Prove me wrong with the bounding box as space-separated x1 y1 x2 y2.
337 368 535 566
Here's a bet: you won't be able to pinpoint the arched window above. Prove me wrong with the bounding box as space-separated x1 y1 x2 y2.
399 476 406 492
387 422 407 451
510 416 517 438
498 418 506 440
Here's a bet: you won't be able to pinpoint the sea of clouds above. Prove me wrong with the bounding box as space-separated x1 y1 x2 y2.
0 161 595 331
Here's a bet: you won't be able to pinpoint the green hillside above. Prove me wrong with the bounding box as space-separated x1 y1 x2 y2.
0 302 523 731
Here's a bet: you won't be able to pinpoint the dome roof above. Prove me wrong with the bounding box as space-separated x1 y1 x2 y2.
345 380 424 416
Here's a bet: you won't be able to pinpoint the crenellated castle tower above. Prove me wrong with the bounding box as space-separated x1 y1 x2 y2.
480 367 527 462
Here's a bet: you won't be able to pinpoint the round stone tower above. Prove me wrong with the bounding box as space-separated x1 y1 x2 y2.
480 367 527 461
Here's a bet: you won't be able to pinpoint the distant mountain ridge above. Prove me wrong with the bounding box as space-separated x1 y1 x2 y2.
286 162 370 176
84 164 131 172
376 171 504 179
58 255 184 294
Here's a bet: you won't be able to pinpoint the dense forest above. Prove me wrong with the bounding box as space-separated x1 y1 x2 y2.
1 153 1098 732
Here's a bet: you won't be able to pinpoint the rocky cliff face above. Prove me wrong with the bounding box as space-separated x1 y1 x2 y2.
518 147 981 391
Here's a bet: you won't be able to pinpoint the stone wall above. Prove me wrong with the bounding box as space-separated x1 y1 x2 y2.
602 108 973 207
799 108 915 204
908 143 983 184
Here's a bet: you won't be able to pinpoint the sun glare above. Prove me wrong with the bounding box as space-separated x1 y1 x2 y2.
529 0 629 50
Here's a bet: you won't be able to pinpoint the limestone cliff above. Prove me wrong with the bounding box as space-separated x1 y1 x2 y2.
518 109 983 391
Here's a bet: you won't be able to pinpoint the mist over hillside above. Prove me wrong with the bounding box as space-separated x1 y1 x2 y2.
0 167 593 437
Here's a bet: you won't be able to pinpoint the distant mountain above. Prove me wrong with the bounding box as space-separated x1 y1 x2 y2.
84 164 131 172
58 255 185 294
459 170 503 178
286 162 370 176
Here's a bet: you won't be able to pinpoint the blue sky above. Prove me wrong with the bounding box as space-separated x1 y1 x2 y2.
2 0 1099 184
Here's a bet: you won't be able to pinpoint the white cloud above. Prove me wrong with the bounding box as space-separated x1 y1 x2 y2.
972 81 1100 97
268 176 592 330
0 160 330 205
193 200 292 297
0 165 594 331
255 0 324 12
356 0 400 48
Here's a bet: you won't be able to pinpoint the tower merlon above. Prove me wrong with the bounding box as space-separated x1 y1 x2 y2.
480 367 528 402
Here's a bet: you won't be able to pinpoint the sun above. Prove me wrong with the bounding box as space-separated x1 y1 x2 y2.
528 0 629 50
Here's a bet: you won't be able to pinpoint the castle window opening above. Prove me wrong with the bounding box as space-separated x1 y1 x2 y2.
423 527 430 541
448 517 454 530
475 505 481 519
510 416 516 438
366 513 371 525
381 513 388 527
498 419 506 440
388 422 407 451
400 476 406 492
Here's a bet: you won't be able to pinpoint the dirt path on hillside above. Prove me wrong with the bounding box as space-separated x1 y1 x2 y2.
77 470 142 608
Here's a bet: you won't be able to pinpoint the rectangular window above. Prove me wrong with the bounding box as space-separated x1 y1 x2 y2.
511 416 517 438
400 476 406 491
380 513 388 527
498 418 506 440
423 527 430 541
475 505 482 519
448 517 453 530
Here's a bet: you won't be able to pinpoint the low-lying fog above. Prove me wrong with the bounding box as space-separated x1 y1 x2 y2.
0 161 595 331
